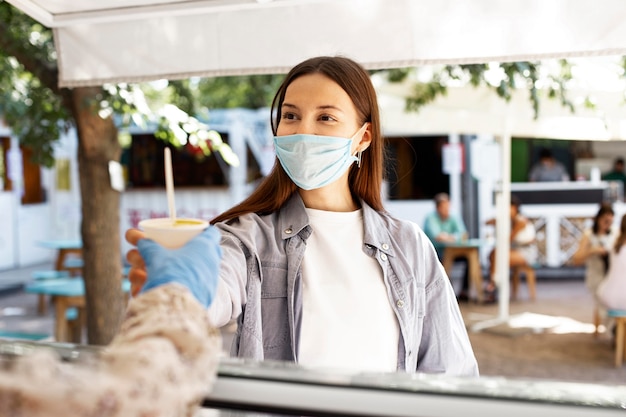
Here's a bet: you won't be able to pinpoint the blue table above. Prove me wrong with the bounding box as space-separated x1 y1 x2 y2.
36 239 83 273
441 239 485 302
25 278 130 343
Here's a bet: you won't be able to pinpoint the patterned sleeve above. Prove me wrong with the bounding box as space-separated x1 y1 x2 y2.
0 284 222 417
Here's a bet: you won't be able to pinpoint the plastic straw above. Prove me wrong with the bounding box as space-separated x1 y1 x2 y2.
164 147 176 222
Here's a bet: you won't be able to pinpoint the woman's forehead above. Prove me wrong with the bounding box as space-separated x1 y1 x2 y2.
283 73 355 110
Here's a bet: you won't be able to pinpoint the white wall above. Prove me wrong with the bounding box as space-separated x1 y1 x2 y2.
17 203 53 266
0 192 16 270
384 200 434 229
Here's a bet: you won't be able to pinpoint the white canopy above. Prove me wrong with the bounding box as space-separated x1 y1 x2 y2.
6 0 626 88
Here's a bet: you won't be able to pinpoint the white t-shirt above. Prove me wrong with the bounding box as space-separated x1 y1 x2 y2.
298 208 399 373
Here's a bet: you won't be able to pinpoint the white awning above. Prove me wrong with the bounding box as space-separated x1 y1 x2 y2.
7 0 626 88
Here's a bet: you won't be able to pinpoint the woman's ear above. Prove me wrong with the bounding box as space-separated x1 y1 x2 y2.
358 122 372 151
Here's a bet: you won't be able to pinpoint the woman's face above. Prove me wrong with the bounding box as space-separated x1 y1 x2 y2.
598 213 614 233
276 73 366 150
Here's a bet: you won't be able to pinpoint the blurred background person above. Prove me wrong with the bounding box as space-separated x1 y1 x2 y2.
571 202 616 302
528 148 570 182
423 193 470 302
572 203 618 335
485 195 537 303
602 157 626 187
597 213 626 333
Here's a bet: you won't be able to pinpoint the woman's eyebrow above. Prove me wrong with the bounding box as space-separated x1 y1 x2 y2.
282 103 344 113
317 105 344 113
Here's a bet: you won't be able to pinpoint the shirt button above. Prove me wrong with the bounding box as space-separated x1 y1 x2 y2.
396 299 404 308
285 228 293 234
380 253 388 261
382 243 389 250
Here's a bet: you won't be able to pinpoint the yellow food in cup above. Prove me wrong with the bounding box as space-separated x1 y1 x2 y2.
173 219 205 227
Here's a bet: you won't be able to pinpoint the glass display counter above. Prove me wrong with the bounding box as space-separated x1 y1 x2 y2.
1 340 624 417
205 358 625 416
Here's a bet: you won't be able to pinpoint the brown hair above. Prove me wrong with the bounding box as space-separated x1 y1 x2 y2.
592 202 614 235
211 56 385 224
613 214 626 253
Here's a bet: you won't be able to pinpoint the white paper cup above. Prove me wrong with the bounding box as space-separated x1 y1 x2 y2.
139 218 209 249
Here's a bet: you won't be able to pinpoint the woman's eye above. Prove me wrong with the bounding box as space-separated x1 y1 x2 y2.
320 114 336 122
282 112 297 120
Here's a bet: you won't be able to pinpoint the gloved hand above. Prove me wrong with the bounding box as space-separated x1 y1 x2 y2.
137 226 222 308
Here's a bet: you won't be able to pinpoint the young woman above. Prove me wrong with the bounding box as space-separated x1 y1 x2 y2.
571 202 616 302
597 213 626 311
485 195 537 303
127 56 478 376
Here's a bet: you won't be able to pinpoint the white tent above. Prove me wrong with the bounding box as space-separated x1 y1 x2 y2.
6 0 626 87
6 0 626 328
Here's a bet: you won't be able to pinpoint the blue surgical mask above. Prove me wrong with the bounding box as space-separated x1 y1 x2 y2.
274 125 367 190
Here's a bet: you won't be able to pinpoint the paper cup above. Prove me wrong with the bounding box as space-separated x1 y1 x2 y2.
139 218 209 249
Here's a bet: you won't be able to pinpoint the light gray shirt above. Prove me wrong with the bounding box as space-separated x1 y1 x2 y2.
209 193 479 376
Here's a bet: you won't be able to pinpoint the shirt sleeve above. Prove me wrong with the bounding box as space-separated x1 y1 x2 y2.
0 284 222 417
207 230 249 327
413 230 479 376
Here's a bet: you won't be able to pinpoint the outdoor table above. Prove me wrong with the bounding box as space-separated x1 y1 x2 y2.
441 239 484 303
25 278 130 343
36 239 83 273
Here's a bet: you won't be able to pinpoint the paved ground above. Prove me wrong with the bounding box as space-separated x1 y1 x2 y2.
458 276 626 384
0 263 624 385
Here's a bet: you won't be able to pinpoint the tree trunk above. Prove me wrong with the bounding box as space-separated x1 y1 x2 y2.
71 87 124 345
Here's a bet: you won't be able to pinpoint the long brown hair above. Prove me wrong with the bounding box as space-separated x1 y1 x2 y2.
592 202 614 235
211 56 385 224
613 214 626 253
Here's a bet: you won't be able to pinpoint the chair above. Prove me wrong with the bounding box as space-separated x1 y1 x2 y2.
62 257 84 276
31 270 72 315
593 304 601 338
511 264 537 301
607 309 626 367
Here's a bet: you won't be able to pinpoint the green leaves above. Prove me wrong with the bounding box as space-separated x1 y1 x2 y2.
385 60 588 120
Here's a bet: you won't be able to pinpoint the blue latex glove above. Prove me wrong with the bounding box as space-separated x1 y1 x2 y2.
137 226 222 308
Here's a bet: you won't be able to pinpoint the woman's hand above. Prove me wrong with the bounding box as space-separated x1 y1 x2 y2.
591 246 609 257
125 229 148 297
126 226 222 308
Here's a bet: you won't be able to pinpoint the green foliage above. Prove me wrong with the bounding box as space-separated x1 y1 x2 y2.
0 1 240 168
98 82 239 166
386 60 583 119
0 1 70 167
196 74 284 109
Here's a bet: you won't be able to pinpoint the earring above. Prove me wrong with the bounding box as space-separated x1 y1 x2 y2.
356 151 362 168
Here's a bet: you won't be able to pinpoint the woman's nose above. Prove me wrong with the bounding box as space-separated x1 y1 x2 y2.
294 119 315 135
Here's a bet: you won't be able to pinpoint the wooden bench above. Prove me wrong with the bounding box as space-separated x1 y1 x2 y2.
31 270 72 315
607 309 626 367
25 278 131 343
511 264 537 301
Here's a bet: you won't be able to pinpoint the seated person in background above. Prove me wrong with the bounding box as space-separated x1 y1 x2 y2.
528 148 570 182
423 192 470 301
485 195 537 303
597 213 626 312
571 203 617 318
602 157 626 186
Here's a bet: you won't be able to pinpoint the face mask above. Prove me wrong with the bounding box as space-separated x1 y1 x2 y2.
274 124 367 190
